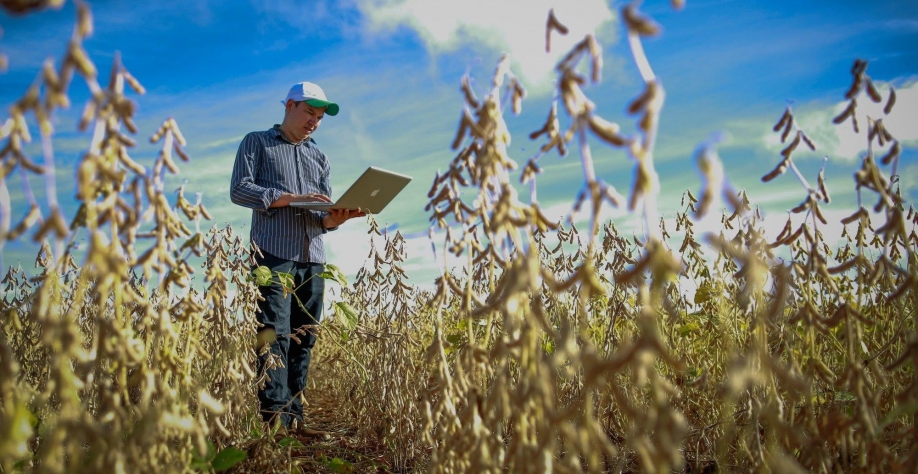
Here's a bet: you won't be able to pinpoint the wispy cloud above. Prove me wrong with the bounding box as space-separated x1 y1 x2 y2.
883 19 918 32
356 0 617 91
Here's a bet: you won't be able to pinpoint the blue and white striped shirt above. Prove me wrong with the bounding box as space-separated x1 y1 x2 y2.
230 125 335 263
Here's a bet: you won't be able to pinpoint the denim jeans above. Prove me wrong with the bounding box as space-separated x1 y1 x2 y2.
253 250 325 427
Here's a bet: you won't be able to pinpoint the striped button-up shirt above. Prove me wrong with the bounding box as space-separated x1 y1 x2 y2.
230 125 335 263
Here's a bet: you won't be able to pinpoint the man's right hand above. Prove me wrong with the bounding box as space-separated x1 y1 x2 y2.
270 193 332 208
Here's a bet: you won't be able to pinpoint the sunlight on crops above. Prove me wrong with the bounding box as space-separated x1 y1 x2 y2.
1 1 916 473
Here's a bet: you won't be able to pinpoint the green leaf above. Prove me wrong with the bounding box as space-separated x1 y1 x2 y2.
191 439 216 471
212 447 247 471
277 436 304 448
277 272 294 290
190 459 212 471
325 457 353 473
334 301 359 331
319 263 348 286
834 391 856 402
252 266 273 286
445 333 463 346
694 283 715 305
678 322 700 336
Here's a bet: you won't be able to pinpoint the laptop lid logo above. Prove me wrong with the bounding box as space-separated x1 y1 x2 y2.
371 189 380 197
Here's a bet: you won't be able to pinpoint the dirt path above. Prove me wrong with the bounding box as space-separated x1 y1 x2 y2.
288 387 398 473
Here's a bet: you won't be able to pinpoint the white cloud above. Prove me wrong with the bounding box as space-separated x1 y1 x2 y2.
356 0 617 90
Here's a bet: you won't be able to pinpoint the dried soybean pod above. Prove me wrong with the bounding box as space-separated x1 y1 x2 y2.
451 112 470 150
774 218 792 242
791 198 809 214
586 34 602 83
812 359 836 384
173 142 190 162
588 115 626 146
881 126 893 144
461 75 479 109
817 167 830 203
42 59 61 91
880 141 900 166
852 58 867 75
887 275 918 302
813 202 828 225
123 70 146 95
828 257 858 274
865 78 882 103
529 124 548 140
545 9 569 53
761 159 787 182
622 3 661 36
832 100 855 124
884 86 896 115
781 132 801 157
773 108 791 132
510 79 525 114
427 172 440 198
780 117 793 142
123 115 138 134
77 100 96 131
840 207 867 225
76 1 93 37
628 80 658 115
801 132 816 151
844 77 861 100
869 119 881 144
168 118 187 145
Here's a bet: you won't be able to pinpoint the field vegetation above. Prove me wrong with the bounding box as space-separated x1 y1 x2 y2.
1 1 915 473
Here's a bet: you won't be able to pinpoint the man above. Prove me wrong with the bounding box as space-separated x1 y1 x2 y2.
230 81 364 435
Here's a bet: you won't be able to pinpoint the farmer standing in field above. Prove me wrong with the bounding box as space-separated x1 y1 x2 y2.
230 81 364 437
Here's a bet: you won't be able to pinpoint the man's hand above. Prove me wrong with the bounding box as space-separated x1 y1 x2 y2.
323 208 366 228
270 193 332 208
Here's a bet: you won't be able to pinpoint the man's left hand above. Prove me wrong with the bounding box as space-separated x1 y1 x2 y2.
323 208 366 228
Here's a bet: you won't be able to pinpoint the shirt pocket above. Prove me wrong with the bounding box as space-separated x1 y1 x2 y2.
256 146 295 193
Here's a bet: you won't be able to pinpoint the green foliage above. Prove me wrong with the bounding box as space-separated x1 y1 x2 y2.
191 441 247 472
321 455 354 473
333 301 359 332
276 436 304 448
211 447 247 471
277 271 295 290
252 265 273 287
319 263 349 287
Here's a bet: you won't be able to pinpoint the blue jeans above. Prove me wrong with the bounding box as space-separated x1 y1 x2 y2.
253 250 325 427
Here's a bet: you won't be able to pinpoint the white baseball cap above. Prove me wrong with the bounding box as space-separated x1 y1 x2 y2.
281 82 339 116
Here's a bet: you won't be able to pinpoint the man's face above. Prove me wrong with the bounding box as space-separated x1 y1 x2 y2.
285 100 327 141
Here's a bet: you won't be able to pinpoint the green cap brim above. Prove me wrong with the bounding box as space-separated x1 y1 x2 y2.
305 99 339 116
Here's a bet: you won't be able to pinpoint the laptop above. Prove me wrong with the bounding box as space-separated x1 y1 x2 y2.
289 166 412 214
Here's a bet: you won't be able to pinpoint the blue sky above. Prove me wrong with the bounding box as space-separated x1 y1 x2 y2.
1 0 916 286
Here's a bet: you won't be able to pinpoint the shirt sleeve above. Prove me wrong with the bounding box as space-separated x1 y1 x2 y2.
230 133 283 212
321 210 338 232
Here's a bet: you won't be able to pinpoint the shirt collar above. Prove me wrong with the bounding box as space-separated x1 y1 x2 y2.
271 124 316 145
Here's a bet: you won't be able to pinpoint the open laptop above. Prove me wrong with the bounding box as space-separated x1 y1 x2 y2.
289 166 412 214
